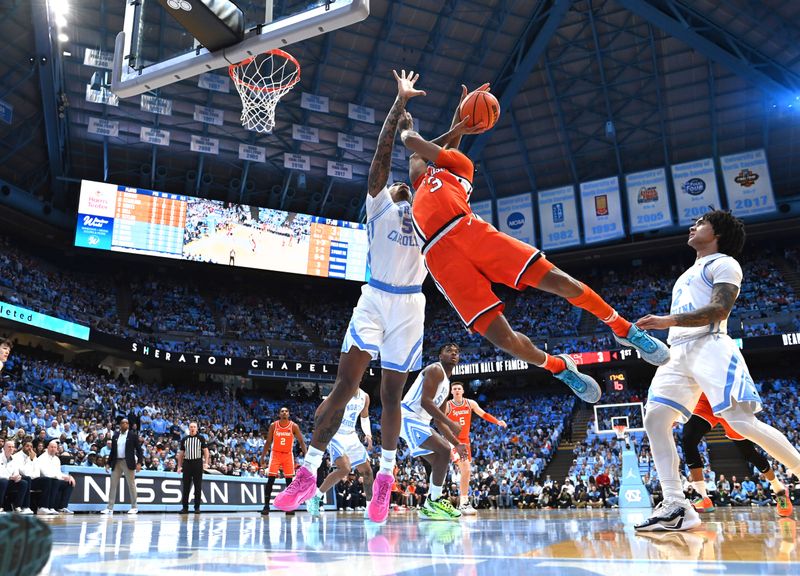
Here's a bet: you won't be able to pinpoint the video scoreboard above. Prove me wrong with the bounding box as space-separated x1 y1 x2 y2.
75 180 370 281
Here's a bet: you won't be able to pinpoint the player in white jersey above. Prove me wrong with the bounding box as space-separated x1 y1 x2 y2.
305 389 374 517
274 70 429 523
400 343 467 521
634 210 800 531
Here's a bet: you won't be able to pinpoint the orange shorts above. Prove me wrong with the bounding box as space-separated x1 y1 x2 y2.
693 393 745 440
451 443 472 462
424 216 553 334
267 451 296 477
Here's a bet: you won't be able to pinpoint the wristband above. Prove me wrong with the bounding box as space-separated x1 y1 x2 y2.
481 413 500 425
360 416 372 436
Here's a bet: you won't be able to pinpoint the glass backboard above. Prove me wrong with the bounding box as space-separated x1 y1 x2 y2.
112 0 369 98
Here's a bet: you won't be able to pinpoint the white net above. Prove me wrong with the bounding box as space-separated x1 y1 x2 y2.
229 49 300 133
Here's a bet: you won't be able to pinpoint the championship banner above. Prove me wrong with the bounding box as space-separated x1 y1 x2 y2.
625 168 673 233
141 95 172 116
193 105 224 126
670 158 721 225
347 103 375 123
470 199 494 226
720 149 776 218
284 153 311 171
198 73 230 93
497 193 535 245
239 144 266 163
190 135 219 155
83 48 113 69
300 92 329 113
87 117 119 137
538 185 580 250
327 161 353 179
292 124 320 143
140 126 170 146
580 177 625 244
337 133 364 152
64 468 336 512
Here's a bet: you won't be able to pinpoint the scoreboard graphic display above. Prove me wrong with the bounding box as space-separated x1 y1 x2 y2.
75 180 369 281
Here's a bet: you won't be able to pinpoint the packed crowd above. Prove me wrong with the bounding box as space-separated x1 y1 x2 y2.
0 236 119 333
1 348 577 510
373 394 574 511
3 343 800 512
2 236 798 366
557 381 800 510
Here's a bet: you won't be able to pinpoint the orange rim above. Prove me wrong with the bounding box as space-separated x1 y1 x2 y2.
229 49 301 93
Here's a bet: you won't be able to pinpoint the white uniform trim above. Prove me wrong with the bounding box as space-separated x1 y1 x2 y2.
648 254 759 421
343 186 427 371
401 362 450 424
667 253 742 345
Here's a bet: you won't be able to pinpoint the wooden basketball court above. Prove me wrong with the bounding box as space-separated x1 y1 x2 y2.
41 508 798 575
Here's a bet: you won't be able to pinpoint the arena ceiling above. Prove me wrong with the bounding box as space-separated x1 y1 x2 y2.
2 0 800 224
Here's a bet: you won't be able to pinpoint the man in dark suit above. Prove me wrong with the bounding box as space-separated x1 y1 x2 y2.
102 418 143 515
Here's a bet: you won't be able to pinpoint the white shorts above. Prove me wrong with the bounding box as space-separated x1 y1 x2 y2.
400 411 434 457
328 432 368 468
646 334 762 423
341 284 425 372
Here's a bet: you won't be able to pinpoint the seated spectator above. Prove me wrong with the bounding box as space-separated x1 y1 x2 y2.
751 485 772 507
730 483 750 506
0 439 32 514
36 440 76 515
557 485 573 509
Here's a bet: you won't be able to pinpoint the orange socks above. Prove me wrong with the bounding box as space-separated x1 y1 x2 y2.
541 354 566 374
567 282 631 337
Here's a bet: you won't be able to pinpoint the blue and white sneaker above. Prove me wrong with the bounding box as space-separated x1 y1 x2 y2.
553 354 602 404
615 325 670 366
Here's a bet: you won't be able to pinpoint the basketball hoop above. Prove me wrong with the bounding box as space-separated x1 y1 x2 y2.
613 424 627 441
229 49 300 133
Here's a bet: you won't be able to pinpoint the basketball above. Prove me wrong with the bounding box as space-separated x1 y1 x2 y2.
459 90 500 132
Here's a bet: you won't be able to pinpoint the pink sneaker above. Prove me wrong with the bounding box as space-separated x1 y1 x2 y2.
368 471 394 523
273 467 317 512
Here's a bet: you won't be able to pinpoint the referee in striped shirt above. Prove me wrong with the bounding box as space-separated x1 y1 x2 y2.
177 422 209 513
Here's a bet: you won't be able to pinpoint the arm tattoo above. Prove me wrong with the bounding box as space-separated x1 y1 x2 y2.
672 283 739 327
368 96 407 196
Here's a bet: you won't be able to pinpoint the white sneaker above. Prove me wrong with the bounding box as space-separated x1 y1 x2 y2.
459 503 478 516
57 508 74 515
100 509 114 515
634 498 701 532
37 508 55 516
15 508 34 515
127 508 138 515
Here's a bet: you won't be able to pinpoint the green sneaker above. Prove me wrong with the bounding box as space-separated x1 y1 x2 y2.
305 495 322 518
419 497 461 520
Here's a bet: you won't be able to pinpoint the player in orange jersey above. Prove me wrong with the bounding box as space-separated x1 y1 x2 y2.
260 406 307 515
400 84 668 404
445 382 506 515
682 392 793 517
